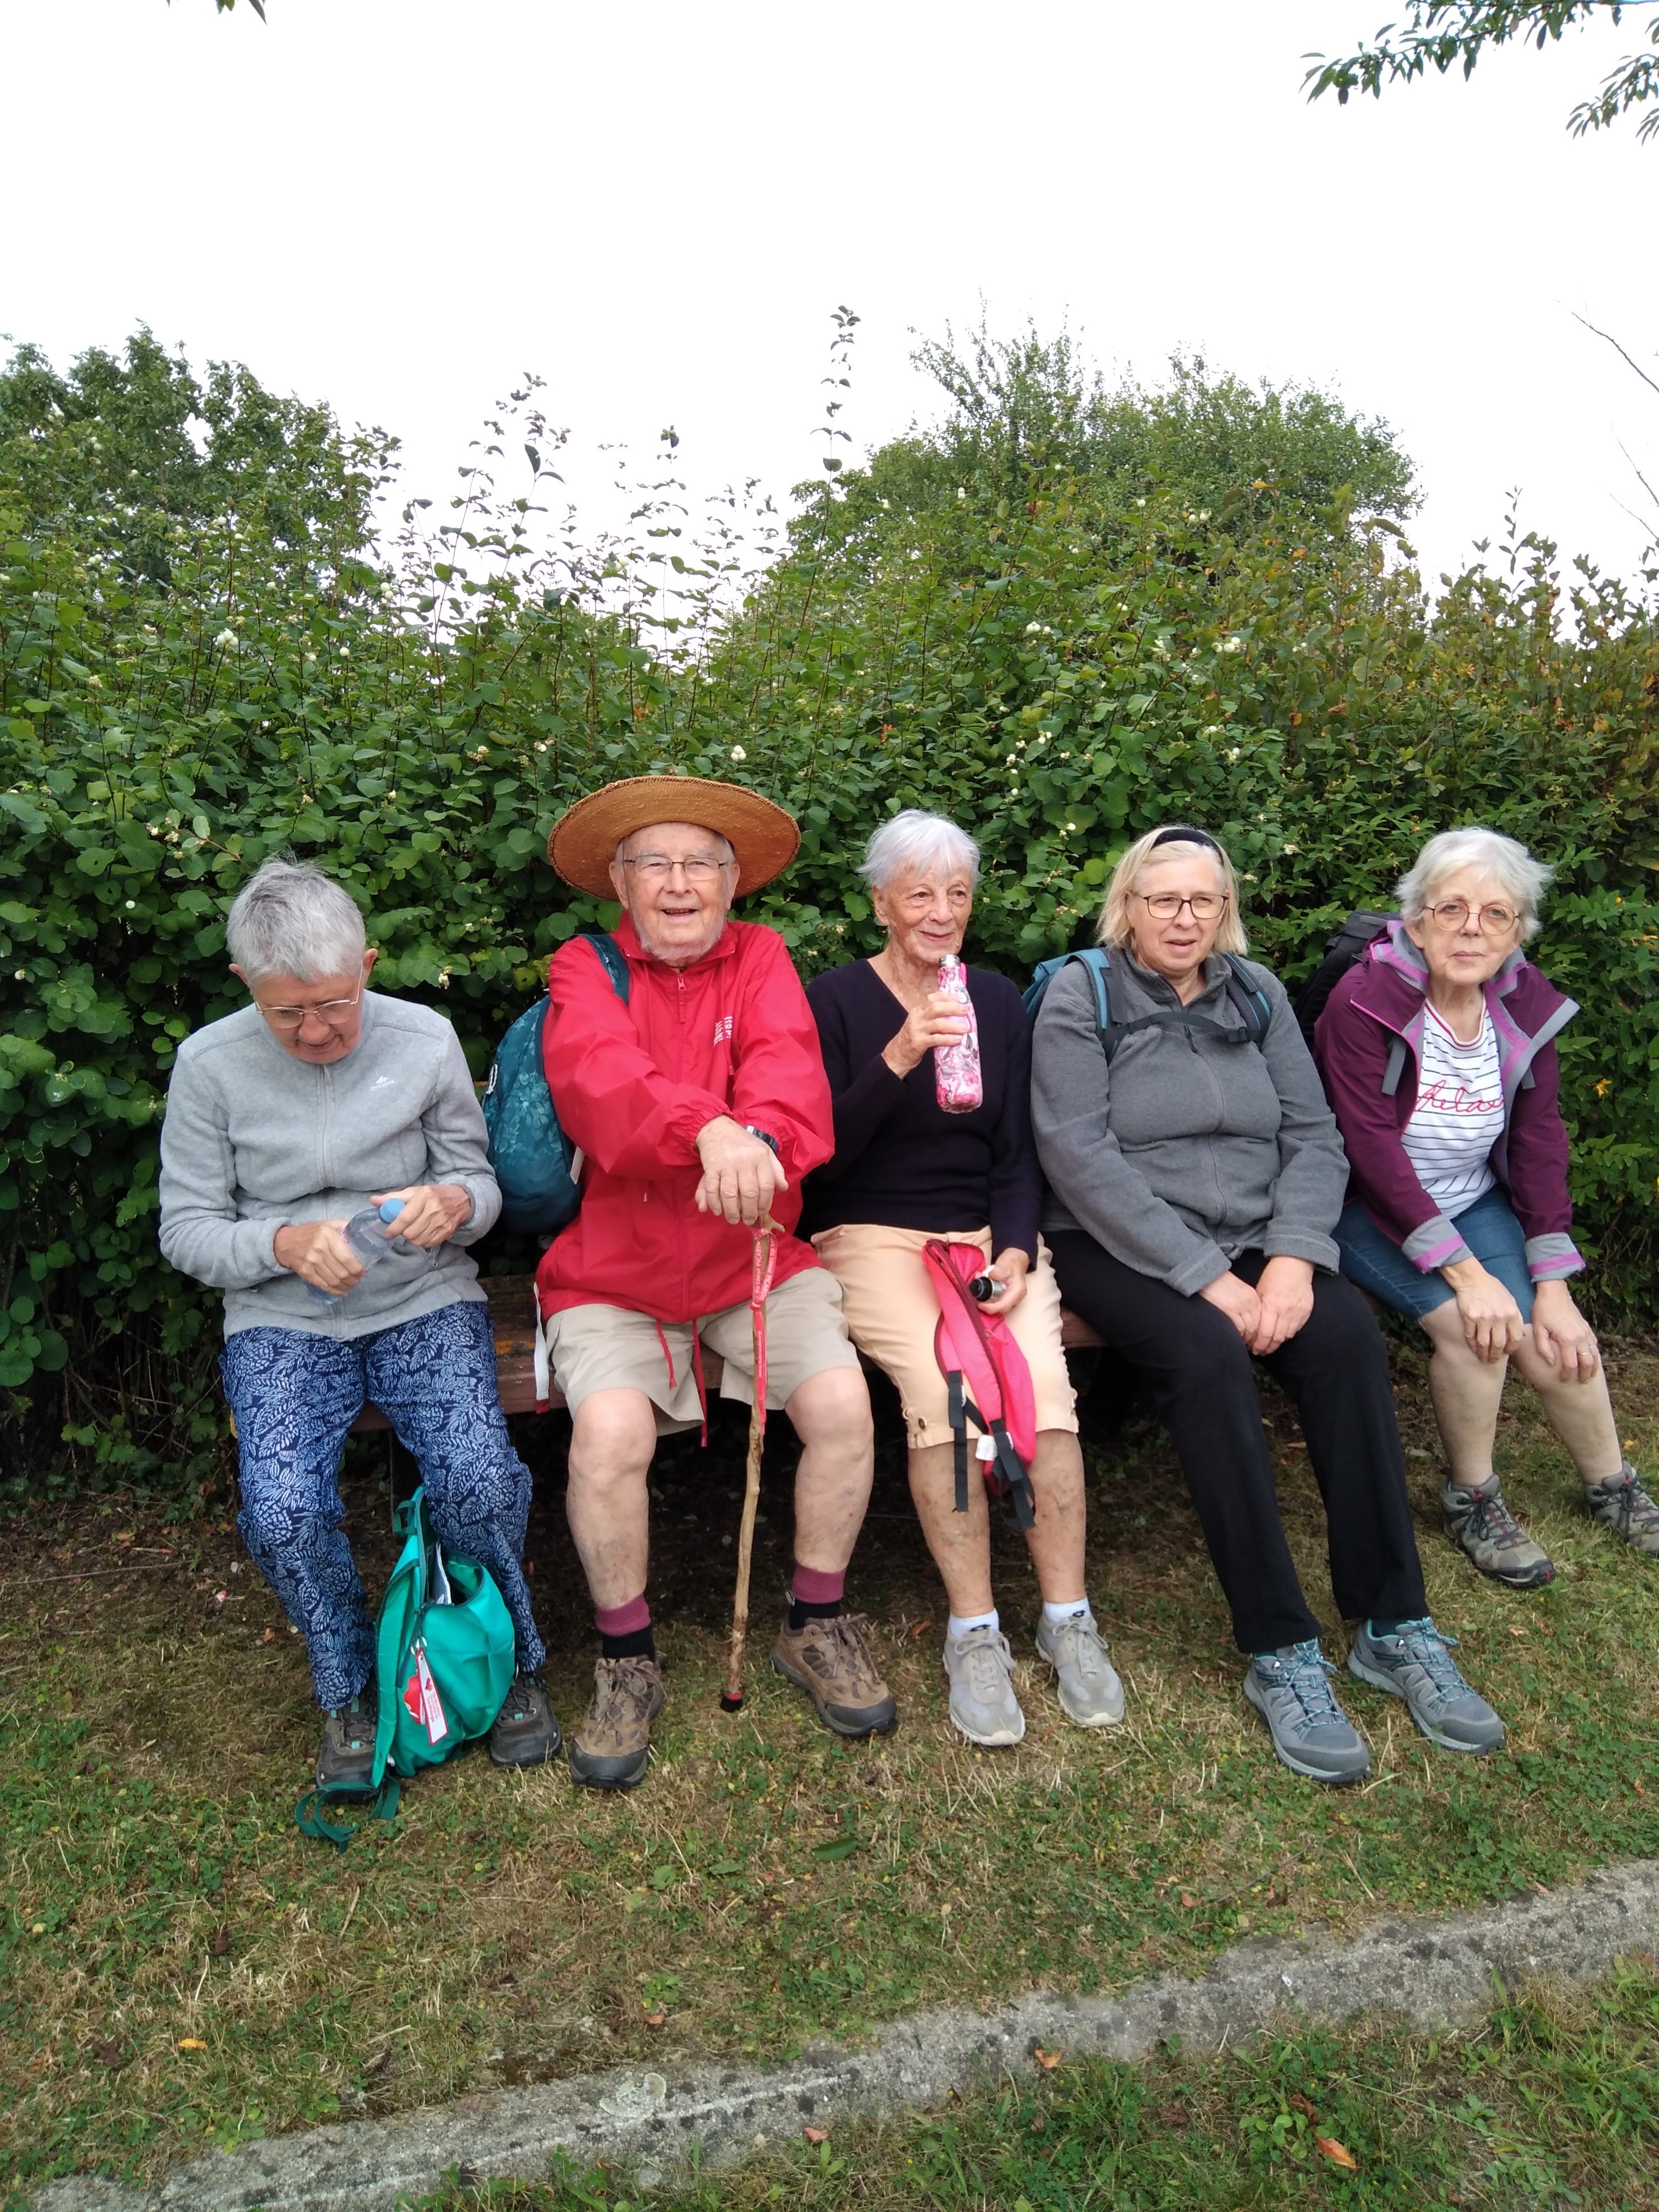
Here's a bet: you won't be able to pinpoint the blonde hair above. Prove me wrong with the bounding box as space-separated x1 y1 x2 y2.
1099 828 1248 956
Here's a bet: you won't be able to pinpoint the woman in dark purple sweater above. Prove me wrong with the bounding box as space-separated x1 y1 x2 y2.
804 810 1123 1750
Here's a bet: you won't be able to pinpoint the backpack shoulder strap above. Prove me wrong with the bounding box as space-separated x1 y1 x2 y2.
586 930 630 1003
1221 953 1273 1049
1069 948 1118 1045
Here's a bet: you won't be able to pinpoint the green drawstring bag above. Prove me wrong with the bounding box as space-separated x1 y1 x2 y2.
294 1485 517 1849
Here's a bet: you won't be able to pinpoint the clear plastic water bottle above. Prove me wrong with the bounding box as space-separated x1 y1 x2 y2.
934 955 983 1114
310 1196 408 1301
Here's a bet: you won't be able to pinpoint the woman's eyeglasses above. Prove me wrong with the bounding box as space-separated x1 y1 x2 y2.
254 987 364 1031
1426 900 1517 935
1136 891 1228 921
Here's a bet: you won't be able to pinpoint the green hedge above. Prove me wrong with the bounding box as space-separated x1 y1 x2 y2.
3 336 1657 1497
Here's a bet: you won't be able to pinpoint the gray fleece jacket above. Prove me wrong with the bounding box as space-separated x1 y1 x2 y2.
158 993 499 1340
1031 950 1348 1296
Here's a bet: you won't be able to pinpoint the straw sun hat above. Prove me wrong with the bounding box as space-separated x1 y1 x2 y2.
547 775 801 899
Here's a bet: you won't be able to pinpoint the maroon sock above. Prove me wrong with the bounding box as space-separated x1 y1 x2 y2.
596 1594 655 1662
789 1564 846 1631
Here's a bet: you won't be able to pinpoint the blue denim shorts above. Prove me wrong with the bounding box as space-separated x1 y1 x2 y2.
1334 1185 1533 1324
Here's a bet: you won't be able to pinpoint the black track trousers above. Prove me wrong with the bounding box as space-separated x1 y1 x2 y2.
1049 1233 1428 1653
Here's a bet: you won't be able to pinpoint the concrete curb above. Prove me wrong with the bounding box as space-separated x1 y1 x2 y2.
36 1859 1659 2211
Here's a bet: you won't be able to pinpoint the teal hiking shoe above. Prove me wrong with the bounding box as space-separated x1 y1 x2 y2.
1242 1641 1371 1785
1348 1618 1506 1755
315 1681 378 1800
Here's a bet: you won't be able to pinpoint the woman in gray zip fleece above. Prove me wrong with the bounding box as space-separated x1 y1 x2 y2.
1031 826 1505 1786
158 858 559 1796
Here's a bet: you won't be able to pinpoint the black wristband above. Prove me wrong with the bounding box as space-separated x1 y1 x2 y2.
743 1124 780 1156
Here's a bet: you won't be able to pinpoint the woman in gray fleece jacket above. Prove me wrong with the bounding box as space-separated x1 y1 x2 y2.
158 859 558 1796
1031 827 1504 1786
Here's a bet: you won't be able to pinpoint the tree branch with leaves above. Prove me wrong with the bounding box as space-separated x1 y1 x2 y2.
1307 3 1659 142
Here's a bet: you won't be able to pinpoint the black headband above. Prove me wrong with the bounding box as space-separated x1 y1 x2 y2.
1149 825 1222 853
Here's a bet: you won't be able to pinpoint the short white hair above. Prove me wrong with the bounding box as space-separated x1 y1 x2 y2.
858 809 981 893
226 858 367 983
1395 827 1552 941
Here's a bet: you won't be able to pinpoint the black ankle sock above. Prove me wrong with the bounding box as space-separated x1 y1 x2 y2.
601 1625 656 1662
1369 1617 1408 1640
788 1596 845 1632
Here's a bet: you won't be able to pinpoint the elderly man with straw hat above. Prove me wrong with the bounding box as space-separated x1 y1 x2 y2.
539 776 898 1790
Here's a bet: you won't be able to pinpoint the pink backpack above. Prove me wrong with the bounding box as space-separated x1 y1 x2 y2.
921 1240 1039 1528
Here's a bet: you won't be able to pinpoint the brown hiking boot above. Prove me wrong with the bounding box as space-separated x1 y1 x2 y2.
772 1613 898 1738
315 1682 378 1800
569 1655 665 1791
488 1671 562 1768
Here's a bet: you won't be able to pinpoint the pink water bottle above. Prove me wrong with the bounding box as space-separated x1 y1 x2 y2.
934 956 983 1114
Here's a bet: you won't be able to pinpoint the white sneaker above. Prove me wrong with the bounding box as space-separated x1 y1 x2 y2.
1035 1611 1125 1728
942 1625 1025 1746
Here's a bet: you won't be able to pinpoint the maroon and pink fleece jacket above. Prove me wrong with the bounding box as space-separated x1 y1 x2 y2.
1313 922 1582 1283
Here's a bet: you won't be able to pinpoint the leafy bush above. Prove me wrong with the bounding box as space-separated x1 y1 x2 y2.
2 326 1657 1498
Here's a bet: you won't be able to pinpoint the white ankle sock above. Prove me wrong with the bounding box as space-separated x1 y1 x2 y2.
947 1608 998 1641
1042 1598 1091 1628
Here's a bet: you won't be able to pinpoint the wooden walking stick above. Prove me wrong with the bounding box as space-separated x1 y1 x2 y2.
721 1214 780 1712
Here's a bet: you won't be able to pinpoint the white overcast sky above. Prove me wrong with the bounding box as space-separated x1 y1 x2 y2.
4 1 1657 592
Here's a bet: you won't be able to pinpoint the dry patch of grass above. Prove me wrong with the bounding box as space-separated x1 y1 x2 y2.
5 1343 1659 2201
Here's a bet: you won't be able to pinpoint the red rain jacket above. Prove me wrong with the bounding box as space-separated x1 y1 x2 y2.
535 914 833 1325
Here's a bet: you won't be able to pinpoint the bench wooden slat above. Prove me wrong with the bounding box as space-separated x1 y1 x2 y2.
352 1275 1104 1431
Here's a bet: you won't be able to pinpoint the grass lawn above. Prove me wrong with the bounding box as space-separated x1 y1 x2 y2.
4 1339 1659 2205
405 1963 1659 2210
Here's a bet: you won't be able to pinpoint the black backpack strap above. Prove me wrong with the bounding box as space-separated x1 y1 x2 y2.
1221 954 1273 1047
946 1369 991 1516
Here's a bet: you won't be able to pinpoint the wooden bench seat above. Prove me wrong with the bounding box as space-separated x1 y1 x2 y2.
352 1275 1105 1431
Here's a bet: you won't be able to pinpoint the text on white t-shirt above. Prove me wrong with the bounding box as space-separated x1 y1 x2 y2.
1401 1003 1503 1215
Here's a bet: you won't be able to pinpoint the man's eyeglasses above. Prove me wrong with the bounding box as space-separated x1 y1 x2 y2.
254 987 364 1031
1137 891 1228 921
620 853 734 883
1425 900 1518 935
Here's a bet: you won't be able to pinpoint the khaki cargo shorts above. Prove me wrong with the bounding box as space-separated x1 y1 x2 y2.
811 1223 1077 1448
546 1265 861 1436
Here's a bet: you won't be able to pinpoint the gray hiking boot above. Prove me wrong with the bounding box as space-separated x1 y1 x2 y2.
569 1655 665 1792
1442 1478 1556 1589
1348 1618 1506 1755
315 1681 378 1800
1242 1641 1371 1785
942 1625 1025 1747
1583 1462 1659 1558
1034 1611 1125 1728
488 1670 562 1767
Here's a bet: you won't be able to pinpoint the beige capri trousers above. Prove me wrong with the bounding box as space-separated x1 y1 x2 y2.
811 1224 1077 1449
545 1267 861 1437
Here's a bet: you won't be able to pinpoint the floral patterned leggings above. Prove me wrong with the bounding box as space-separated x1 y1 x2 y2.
221 1300 545 1710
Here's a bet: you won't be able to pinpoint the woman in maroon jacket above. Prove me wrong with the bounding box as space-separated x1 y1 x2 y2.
1315 826 1658 1589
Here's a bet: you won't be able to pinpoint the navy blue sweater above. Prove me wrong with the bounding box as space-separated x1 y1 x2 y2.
801 958 1042 1260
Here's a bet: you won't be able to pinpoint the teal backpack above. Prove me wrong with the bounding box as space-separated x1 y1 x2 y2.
481 931 630 1235
294 1486 517 1848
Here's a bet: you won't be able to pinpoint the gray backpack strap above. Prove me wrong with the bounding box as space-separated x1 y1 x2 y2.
1381 1036 1409 1097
